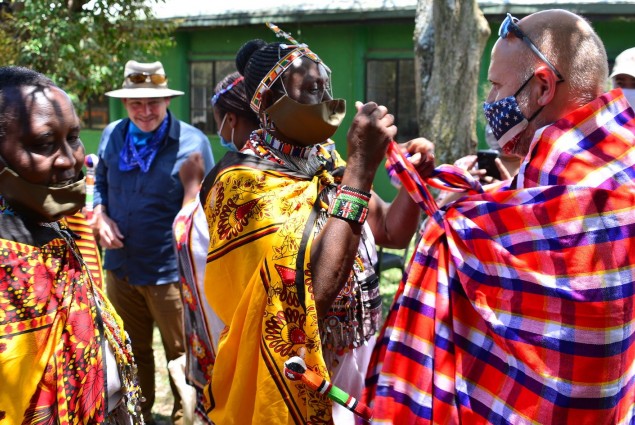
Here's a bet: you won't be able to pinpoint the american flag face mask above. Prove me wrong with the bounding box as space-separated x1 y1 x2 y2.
482 74 542 152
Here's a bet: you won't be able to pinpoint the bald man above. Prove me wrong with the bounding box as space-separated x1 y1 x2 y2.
484 9 609 158
366 9 635 424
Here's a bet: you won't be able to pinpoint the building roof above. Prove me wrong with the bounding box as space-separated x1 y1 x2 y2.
152 0 635 27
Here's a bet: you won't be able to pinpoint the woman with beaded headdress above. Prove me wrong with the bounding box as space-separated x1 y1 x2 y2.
200 25 435 424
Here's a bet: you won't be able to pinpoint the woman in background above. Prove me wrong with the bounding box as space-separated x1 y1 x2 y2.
172 72 259 423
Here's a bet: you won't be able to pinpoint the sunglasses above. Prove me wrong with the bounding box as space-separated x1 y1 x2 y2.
126 73 168 85
499 13 564 82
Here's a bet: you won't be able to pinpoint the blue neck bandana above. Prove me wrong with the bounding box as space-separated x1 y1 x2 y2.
119 113 170 172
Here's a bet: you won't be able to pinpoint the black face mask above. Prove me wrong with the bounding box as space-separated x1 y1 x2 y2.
0 157 85 222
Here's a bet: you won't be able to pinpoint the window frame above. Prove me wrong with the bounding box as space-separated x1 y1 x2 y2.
365 54 417 142
189 58 236 134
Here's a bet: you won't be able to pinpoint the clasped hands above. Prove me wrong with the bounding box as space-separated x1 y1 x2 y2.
346 101 435 181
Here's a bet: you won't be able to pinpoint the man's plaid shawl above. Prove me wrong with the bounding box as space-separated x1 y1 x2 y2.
365 89 635 424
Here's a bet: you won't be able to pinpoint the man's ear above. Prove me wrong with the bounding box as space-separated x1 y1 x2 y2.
534 65 558 106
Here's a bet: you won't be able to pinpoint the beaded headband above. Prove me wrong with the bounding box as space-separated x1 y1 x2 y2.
250 23 328 113
211 76 244 106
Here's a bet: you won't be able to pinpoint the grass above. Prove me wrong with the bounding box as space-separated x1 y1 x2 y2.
378 256 406 322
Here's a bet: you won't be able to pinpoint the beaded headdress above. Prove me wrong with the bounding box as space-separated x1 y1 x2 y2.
250 23 329 113
211 75 244 106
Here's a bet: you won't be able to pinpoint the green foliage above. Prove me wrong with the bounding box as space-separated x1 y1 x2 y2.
378 246 410 324
0 0 175 117
379 265 402 323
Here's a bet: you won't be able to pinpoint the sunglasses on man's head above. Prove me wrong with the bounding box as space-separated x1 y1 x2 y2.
126 73 168 85
499 13 565 82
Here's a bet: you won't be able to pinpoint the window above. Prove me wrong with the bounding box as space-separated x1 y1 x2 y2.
366 59 417 142
82 95 109 129
190 60 236 133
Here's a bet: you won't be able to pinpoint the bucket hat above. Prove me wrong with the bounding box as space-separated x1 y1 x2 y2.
105 60 184 98
610 47 635 79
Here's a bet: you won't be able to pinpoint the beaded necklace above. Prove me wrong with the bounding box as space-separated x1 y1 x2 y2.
43 221 144 421
246 129 336 178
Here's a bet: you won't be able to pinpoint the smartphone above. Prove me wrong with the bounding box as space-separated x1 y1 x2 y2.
477 149 501 181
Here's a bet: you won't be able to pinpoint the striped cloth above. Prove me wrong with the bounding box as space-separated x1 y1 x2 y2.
385 142 484 216
365 89 635 424
63 211 103 289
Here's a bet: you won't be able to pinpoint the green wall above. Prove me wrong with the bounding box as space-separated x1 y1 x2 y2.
165 21 417 199
103 15 635 198
82 129 102 155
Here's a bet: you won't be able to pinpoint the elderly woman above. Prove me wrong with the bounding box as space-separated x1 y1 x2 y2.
201 31 434 424
0 66 142 423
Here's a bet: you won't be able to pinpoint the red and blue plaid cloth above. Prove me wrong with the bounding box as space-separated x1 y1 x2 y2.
365 89 635 424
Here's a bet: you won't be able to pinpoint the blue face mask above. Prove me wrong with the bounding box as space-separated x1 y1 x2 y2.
220 136 238 152
621 88 635 109
483 74 542 151
217 114 238 152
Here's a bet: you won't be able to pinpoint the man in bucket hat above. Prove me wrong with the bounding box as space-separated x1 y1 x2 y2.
93 60 214 424
610 47 635 107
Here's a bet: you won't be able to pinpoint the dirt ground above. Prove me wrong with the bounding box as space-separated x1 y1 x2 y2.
151 325 176 424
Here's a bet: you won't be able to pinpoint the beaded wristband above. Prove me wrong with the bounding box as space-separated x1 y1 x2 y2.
338 185 371 202
328 196 369 224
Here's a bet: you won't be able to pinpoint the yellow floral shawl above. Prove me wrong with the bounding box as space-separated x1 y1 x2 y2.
202 152 341 424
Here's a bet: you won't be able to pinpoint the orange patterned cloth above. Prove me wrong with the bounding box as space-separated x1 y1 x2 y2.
63 211 103 289
0 215 141 423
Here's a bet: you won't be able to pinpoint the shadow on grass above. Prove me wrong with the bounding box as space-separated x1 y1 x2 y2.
150 413 171 425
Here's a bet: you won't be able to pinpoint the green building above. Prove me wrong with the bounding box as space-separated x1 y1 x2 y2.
91 0 635 198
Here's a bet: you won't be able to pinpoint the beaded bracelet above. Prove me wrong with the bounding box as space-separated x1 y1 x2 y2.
337 185 371 202
328 196 369 224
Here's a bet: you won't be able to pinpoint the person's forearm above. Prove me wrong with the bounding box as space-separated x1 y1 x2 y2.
310 218 362 318
310 170 374 317
310 99 396 317
369 187 422 249
182 183 200 207
93 204 106 216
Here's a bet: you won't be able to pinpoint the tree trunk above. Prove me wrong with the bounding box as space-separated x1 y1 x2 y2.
67 0 89 13
414 0 490 164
